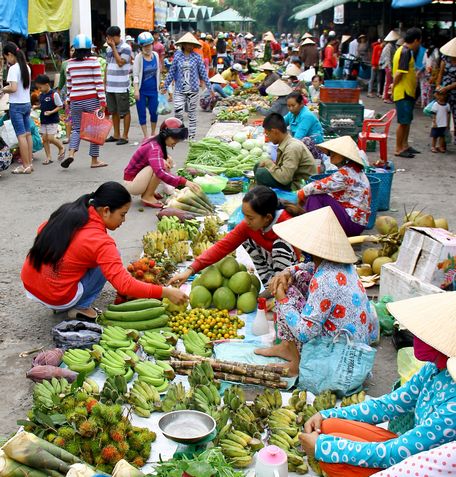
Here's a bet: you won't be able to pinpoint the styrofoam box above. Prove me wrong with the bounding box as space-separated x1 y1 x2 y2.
379 262 445 301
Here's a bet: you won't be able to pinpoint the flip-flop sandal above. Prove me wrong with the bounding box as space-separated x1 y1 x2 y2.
438 147 447 153
91 162 108 168
42 160 53 165
61 157 74 168
406 147 421 154
431 148 438 153
395 151 415 158
67 308 98 320
141 200 163 209
154 192 164 200
57 151 65 162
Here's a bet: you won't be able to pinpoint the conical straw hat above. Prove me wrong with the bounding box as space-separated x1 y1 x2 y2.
386 292 456 377
447 357 456 381
341 35 351 44
285 64 302 77
265 79 293 96
302 38 316 46
301 32 313 40
318 136 364 167
440 37 456 58
264 32 275 42
176 32 201 47
209 73 228 85
384 30 400 42
259 62 276 71
273 207 357 263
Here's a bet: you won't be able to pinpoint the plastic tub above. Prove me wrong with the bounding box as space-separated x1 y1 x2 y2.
323 80 358 89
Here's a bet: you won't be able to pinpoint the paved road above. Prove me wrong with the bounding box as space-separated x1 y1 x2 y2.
0 95 451 436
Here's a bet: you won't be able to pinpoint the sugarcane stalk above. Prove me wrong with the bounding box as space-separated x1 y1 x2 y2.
172 351 289 376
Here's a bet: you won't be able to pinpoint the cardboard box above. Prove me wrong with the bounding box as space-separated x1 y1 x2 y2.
379 262 445 301
395 227 456 291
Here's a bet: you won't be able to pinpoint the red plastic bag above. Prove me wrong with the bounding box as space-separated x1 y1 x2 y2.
80 110 112 145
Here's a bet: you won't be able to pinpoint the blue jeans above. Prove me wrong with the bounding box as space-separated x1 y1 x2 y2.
9 102 31 136
75 267 107 308
213 84 228 98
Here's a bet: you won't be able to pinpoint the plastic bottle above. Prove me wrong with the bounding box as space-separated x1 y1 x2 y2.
252 297 269 336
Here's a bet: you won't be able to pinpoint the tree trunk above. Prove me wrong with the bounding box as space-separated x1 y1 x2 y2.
276 2 289 34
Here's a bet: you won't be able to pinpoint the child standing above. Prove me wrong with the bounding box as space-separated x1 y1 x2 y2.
430 91 451 153
35 74 65 164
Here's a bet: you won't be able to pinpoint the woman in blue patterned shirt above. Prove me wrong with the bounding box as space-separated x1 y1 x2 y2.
300 292 456 477
162 32 213 140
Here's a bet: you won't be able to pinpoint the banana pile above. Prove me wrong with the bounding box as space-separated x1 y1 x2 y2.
135 361 170 393
217 428 263 469
313 390 337 411
98 346 136 381
128 379 161 418
232 405 262 436
191 216 224 257
288 389 308 412
188 361 214 387
341 390 366 407
82 377 100 395
99 326 137 351
100 375 128 405
159 382 188 413
63 348 96 374
252 389 283 418
143 230 190 263
182 330 213 357
191 383 221 413
139 331 175 361
33 378 71 410
223 385 246 412
191 237 213 258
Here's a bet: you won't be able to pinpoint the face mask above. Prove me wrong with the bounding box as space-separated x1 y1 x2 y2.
413 336 448 369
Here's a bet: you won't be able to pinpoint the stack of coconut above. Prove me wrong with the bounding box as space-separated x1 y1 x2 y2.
357 211 449 279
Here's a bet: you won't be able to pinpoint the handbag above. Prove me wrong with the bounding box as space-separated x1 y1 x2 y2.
80 110 112 145
0 119 18 148
299 333 377 396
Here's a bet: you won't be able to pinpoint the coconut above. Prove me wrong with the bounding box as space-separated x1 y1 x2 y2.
398 221 414 238
372 256 393 275
356 264 373 277
362 248 381 266
413 214 435 228
403 210 421 223
434 218 449 230
375 216 398 235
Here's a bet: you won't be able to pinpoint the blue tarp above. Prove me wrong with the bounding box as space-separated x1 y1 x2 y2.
0 0 28 36
392 0 431 8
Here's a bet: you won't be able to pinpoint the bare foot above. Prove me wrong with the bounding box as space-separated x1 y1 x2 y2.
255 342 291 359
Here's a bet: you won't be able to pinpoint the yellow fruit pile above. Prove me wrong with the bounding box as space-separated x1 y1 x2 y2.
168 308 245 340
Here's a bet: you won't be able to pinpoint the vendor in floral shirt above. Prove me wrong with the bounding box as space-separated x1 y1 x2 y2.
297 136 371 237
256 206 378 376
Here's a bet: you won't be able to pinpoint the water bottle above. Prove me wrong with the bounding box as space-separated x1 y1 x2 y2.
252 297 269 336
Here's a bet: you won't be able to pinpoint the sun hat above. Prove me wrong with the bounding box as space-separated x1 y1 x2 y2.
301 32 313 40
206 34 213 40
318 136 365 167
328 31 336 37
284 64 302 77
125 35 134 42
209 73 228 85
138 31 153 46
265 79 293 96
259 62 276 71
358 34 367 40
245 33 254 40
218 32 224 39
302 38 316 46
341 35 351 44
200 32 207 39
232 63 243 72
176 32 201 47
440 37 456 58
264 32 275 42
273 207 357 264
386 292 456 380
384 30 400 42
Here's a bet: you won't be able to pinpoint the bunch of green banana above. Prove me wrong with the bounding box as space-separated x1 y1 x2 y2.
191 383 220 413
308 456 324 476
100 375 128 405
287 453 308 475
99 326 137 351
62 348 96 374
157 216 187 234
161 330 179 346
268 408 298 436
188 361 214 387
296 404 319 426
139 331 175 361
128 380 161 418
219 429 260 469
288 389 308 412
159 382 189 413
313 390 337 411
341 390 366 407
135 361 169 393
182 330 212 357
33 378 70 410
252 389 283 418
99 347 135 381
231 405 262 436
82 377 100 395
210 407 231 432
223 385 246 412
183 219 200 239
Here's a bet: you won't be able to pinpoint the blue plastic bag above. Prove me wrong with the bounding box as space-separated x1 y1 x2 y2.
157 93 172 115
299 334 376 396
423 100 436 118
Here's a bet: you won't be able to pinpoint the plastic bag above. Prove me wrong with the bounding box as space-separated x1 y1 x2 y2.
52 320 102 350
373 295 395 336
157 93 172 115
0 119 18 148
227 205 244 230
397 347 426 386
299 334 376 396
300 67 316 83
423 100 435 117
80 110 112 145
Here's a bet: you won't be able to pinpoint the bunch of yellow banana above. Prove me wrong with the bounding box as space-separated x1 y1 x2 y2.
191 383 221 413
288 389 308 412
139 331 176 363
223 385 246 412
287 453 308 475
219 429 260 469
252 389 283 418
159 382 189 413
82 377 100 395
341 390 366 407
313 390 337 411
33 378 71 410
268 408 299 437
308 456 324 476
62 348 96 374
128 379 161 418
296 403 319 426
168 241 190 263
191 239 213 258
135 361 170 393
232 405 262 436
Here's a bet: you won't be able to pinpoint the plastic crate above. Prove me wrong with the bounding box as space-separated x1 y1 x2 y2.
320 87 361 104
323 80 358 89
319 102 365 136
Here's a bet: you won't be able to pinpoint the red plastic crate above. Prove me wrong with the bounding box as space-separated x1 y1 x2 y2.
320 86 361 103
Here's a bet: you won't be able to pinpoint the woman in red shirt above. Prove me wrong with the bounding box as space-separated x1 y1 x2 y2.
169 186 302 290
322 35 338 80
21 182 188 319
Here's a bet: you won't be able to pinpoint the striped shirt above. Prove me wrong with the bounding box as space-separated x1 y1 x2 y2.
106 41 132 93
66 57 106 105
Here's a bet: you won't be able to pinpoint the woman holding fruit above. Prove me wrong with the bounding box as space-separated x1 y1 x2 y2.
21 181 188 320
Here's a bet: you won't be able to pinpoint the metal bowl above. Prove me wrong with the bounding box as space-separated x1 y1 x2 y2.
158 410 217 444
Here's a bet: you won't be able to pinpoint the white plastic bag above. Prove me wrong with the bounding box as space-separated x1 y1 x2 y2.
1 120 18 148
299 67 316 83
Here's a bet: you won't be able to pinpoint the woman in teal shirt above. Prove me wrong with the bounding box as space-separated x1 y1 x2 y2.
284 91 324 143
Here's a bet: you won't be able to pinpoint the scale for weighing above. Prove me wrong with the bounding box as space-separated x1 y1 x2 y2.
158 410 217 458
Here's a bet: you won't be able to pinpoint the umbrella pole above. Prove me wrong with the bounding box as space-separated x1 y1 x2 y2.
453 0 455 38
